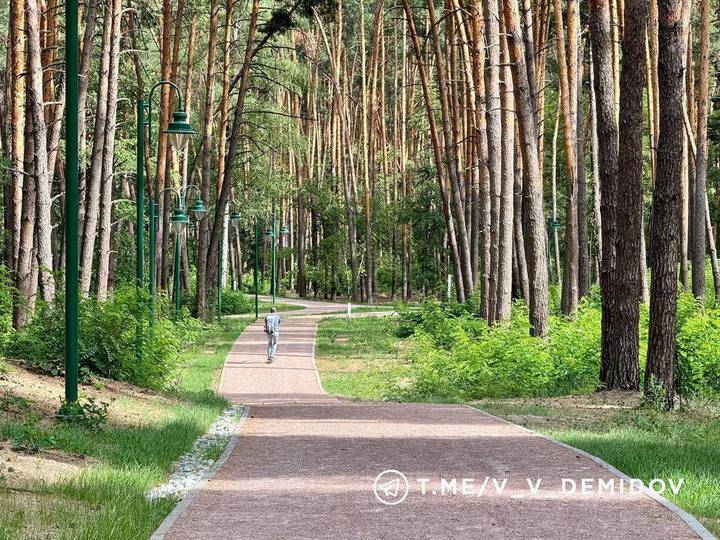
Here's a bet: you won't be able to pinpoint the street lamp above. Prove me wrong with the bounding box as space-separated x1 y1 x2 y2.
65 0 80 404
137 81 196 324
265 203 290 306
253 219 261 320
166 110 195 152
150 185 206 318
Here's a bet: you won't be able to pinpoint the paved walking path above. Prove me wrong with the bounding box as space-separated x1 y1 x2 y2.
160 299 708 539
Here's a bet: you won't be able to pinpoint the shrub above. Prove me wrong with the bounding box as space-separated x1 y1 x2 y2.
5 285 203 389
676 304 720 399
395 293 720 401
0 265 14 350
220 289 255 315
547 302 601 395
56 397 110 430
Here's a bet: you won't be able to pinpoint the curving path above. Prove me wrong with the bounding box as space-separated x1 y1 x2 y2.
157 298 710 539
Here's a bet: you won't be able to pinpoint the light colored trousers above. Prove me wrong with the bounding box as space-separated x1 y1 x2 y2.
267 332 278 359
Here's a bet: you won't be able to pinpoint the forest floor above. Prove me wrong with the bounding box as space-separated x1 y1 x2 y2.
315 316 720 536
0 317 251 539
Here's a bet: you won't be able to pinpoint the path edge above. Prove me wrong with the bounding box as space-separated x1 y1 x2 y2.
466 405 715 540
150 405 251 540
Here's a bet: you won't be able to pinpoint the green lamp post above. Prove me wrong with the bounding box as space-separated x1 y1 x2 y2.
136 81 195 340
265 206 290 307
65 0 80 404
149 185 206 319
254 219 260 320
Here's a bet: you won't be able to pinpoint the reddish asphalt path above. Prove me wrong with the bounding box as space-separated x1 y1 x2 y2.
160 299 706 539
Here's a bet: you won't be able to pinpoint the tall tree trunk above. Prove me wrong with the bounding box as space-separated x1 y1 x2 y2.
577 42 590 299
646 0 688 409
691 0 710 300
15 87 37 328
554 0 580 316
156 0 174 292
26 0 56 302
496 29 515 322
206 0 262 295
80 4 112 296
8 0 25 274
359 0 374 303
427 0 473 298
502 0 549 336
195 0 220 317
95 0 123 300
590 0 621 388
78 0 99 230
403 0 466 302
483 0 502 318
607 0 646 389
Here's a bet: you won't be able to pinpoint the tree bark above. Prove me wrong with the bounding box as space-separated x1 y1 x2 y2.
691 0 710 300
646 0 688 409
502 0 549 336
195 0 220 318
95 0 123 300
80 4 112 296
26 0 56 302
608 0 646 389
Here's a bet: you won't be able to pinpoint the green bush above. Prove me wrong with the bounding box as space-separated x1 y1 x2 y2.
5 286 204 389
676 305 720 399
547 301 601 395
220 289 255 314
393 294 719 401
0 265 14 350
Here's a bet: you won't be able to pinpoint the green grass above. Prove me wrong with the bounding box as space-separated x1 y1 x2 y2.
0 317 250 539
315 316 409 400
479 400 720 536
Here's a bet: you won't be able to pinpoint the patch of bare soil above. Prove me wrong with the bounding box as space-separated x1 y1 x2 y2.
0 360 176 426
476 391 643 431
0 447 91 485
481 390 642 410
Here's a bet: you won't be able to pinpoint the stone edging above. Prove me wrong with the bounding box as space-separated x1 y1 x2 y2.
150 406 250 540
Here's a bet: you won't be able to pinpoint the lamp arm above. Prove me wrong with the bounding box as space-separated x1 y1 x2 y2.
145 80 184 149
182 184 203 207
155 187 181 207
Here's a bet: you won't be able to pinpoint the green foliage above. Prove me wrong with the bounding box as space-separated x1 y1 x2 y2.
391 294 718 402
0 265 14 350
56 397 110 431
676 302 720 399
5 285 204 389
220 289 255 314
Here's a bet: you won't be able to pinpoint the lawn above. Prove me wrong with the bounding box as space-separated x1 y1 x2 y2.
315 316 720 536
0 317 251 539
315 316 409 400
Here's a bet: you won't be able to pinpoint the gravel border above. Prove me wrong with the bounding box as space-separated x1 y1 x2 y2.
150 405 250 539
146 404 246 502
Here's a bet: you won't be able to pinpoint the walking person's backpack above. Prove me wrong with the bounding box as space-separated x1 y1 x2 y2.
264 313 279 334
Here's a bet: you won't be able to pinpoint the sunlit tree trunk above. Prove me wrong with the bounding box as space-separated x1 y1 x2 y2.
95 0 123 300
502 0 549 336
26 0 56 302
691 0 710 300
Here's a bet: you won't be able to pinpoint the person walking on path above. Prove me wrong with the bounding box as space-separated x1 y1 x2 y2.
264 307 281 363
